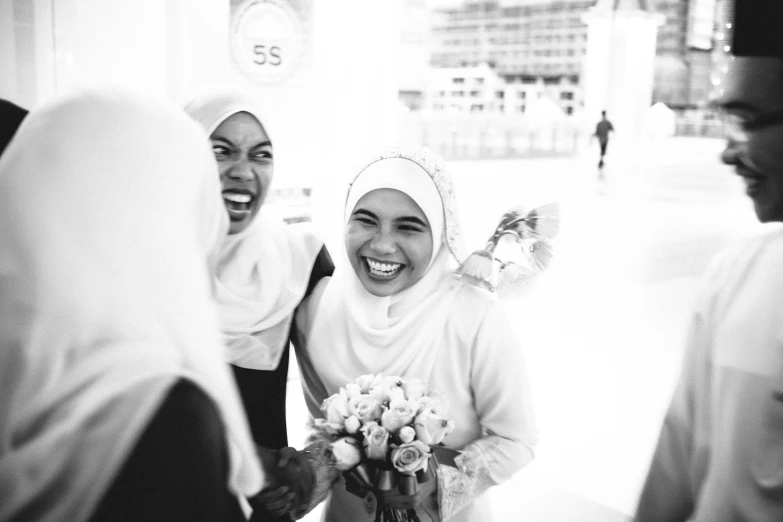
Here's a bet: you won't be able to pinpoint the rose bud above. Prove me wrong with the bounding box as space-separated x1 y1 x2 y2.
344 415 361 434
321 393 350 430
398 426 416 444
363 423 391 461
331 437 362 471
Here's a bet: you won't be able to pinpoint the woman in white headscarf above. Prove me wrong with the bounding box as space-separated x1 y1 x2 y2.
0 88 264 521
293 146 539 521
185 89 332 519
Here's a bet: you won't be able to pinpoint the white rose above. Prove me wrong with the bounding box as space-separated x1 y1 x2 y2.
387 386 406 404
370 375 403 402
360 420 379 434
344 415 361 434
414 410 456 445
321 393 350 430
344 383 362 399
355 374 376 393
381 399 418 433
363 424 391 461
391 440 431 475
401 378 428 401
331 437 362 471
417 392 448 416
349 396 384 424
398 426 416 444
313 417 340 436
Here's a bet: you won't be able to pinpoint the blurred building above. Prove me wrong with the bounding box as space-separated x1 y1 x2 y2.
429 0 592 115
708 0 733 102
399 0 432 111
651 0 717 109
425 0 732 115
427 62 580 114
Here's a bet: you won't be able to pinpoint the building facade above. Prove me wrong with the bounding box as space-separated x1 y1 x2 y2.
430 0 593 115
427 62 577 116
427 0 725 114
652 0 717 109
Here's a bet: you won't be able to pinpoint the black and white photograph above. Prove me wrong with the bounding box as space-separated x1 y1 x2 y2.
2 0 782 521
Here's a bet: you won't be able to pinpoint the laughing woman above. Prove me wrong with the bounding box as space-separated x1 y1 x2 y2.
185 89 333 517
293 146 539 521
0 88 263 521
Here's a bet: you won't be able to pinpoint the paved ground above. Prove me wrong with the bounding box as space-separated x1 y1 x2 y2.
285 136 777 521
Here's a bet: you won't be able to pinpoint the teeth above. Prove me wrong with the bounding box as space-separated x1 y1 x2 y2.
223 193 252 203
367 259 402 276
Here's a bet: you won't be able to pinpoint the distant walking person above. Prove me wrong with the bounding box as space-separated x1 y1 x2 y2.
594 110 614 168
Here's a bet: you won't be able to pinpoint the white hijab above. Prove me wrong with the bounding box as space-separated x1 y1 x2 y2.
185 89 322 370
305 146 467 398
0 88 263 522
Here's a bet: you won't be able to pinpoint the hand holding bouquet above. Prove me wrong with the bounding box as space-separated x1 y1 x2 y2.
314 374 456 521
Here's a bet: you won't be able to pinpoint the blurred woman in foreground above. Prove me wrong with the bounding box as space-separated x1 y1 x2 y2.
0 88 264 521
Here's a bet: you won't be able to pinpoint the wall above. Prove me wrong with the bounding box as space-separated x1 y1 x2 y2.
0 0 403 251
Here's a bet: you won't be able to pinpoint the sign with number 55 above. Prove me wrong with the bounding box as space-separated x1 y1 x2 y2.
231 0 304 84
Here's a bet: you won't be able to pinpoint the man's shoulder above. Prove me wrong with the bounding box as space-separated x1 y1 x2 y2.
704 228 783 281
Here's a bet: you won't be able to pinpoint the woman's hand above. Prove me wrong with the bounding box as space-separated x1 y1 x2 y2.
250 485 295 518
251 446 316 519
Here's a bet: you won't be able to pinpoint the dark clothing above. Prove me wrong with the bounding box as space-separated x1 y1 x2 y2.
0 99 28 157
231 245 334 450
600 140 609 156
91 379 245 522
595 119 614 144
232 346 291 450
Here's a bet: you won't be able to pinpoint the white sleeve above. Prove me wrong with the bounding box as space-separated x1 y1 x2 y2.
438 301 538 520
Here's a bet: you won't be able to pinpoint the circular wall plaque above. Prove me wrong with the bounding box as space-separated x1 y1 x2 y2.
231 0 304 84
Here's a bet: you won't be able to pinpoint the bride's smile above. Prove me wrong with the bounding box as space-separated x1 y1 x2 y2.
345 188 433 297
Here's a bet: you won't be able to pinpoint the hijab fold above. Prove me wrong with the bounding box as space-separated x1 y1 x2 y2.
0 88 263 522
186 89 323 371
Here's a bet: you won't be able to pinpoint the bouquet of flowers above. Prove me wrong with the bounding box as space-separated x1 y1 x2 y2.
314 373 456 522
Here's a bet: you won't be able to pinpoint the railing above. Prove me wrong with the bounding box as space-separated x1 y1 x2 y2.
399 113 586 160
673 119 728 139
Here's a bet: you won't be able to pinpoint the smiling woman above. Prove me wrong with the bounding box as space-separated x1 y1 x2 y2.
185 89 334 519
346 188 434 297
293 145 539 522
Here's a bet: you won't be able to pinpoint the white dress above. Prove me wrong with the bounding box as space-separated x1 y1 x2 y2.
295 277 538 521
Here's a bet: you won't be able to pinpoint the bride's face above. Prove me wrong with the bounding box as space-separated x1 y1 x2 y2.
345 188 433 297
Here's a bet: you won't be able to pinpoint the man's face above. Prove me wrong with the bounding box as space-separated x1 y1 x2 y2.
720 57 783 223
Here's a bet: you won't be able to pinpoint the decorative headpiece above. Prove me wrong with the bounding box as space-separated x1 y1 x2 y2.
348 145 467 264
